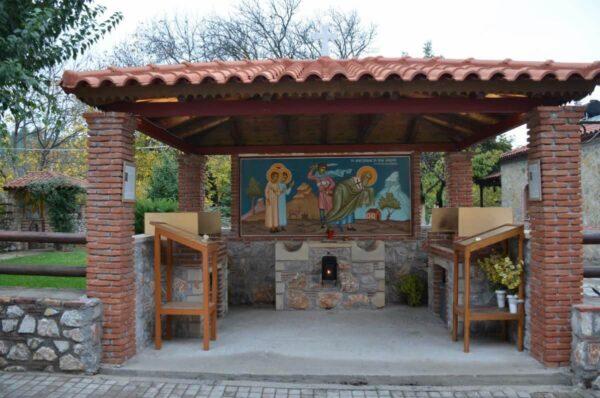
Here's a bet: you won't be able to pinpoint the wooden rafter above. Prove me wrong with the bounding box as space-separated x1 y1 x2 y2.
136 118 196 154
404 116 419 143
171 116 230 138
229 118 244 145
319 115 329 144
356 114 383 143
102 97 543 118
456 114 527 149
277 116 292 145
421 115 476 136
419 117 466 144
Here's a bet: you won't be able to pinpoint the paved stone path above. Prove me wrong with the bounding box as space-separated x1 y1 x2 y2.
0 372 598 398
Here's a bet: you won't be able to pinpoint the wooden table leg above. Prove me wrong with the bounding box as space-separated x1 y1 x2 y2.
165 239 173 340
210 253 217 341
154 233 163 350
202 250 210 351
463 250 471 353
452 251 459 342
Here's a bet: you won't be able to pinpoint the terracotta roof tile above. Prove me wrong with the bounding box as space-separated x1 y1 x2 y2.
500 124 600 162
61 56 600 91
3 171 88 190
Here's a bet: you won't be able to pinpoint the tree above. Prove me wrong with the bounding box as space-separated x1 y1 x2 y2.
247 177 262 214
1 1 121 137
109 0 376 66
147 152 179 201
378 192 401 220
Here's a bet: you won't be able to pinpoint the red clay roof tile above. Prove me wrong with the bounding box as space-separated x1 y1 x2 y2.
61 56 600 91
3 171 88 190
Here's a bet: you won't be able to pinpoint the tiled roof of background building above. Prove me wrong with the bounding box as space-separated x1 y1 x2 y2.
3 171 88 190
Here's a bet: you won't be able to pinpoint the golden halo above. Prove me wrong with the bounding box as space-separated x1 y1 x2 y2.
280 167 292 183
356 166 377 186
270 163 286 170
266 167 281 180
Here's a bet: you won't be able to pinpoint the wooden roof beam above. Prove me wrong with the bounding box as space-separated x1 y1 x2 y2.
319 115 329 144
229 118 244 146
456 114 527 149
357 114 383 143
277 116 292 145
136 118 197 154
404 116 419 143
171 116 230 138
102 97 543 118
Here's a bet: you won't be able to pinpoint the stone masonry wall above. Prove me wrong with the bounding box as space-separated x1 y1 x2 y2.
571 299 600 387
275 241 385 310
0 288 102 374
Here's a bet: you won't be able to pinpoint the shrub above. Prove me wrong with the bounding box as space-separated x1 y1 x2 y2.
134 198 178 234
28 177 85 233
396 273 427 307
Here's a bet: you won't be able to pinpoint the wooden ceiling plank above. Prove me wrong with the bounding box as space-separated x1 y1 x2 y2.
420 117 466 144
357 114 384 143
229 117 244 146
422 115 475 135
278 116 292 145
404 116 419 144
172 116 230 137
320 115 329 145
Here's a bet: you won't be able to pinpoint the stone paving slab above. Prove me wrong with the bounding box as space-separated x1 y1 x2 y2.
0 372 598 398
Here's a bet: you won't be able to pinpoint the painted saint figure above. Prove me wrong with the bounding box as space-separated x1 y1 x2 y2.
326 166 377 231
307 163 336 228
277 168 294 231
264 168 281 233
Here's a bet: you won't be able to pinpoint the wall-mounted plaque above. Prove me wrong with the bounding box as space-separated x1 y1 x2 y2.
122 161 136 202
528 160 542 201
239 154 412 237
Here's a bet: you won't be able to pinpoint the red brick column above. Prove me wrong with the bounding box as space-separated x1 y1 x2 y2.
84 112 136 364
178 153 206 212
411 152 422 238
445 151 473 207
527 106 584 367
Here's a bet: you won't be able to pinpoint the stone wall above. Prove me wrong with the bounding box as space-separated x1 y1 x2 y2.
0 287 102 374
275 241 386 310
226 237 427 307
571 299 600 387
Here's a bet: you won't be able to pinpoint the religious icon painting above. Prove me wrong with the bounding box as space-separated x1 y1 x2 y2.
239 154 412 237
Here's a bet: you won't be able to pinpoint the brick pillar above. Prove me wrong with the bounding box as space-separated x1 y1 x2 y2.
411 152 422 239
445 151 473 208
178 153 206 212
84 112 136 364
527 106 584 367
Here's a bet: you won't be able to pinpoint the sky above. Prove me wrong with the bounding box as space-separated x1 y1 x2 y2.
96 0 600 147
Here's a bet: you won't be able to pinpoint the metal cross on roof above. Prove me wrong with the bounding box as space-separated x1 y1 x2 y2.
313 24 333 56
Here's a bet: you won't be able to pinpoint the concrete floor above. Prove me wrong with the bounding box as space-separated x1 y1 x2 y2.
118 306 567 385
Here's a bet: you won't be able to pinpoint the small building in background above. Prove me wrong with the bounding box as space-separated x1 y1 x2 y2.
2 171 88 239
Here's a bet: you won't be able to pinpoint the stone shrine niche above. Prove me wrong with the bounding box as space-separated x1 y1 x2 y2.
275 241 385 311
239 154 412 237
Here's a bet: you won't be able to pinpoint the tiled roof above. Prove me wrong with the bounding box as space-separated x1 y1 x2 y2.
3 171 88 190
61 56 600 90
500 124 600 162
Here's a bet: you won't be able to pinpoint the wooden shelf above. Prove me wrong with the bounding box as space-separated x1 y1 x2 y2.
451 224 525 353
455 305 522 321
152 222 220 350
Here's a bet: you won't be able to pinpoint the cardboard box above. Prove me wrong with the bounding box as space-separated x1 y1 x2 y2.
144 211 222 236
431 207 513 237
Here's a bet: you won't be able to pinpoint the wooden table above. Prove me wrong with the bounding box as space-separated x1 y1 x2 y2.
451 224 525 353
152 222 220 351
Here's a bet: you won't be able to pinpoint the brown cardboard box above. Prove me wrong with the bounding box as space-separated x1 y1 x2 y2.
431 207 513 237
144 211 222 236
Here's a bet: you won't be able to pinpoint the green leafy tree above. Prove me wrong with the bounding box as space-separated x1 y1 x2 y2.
147 152 179 201
205 155 231 217
378 192 401 220
1 1 122 138
247 177 262 214
28 177 86 233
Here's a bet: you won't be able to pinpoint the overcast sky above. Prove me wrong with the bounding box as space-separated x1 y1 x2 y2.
96 0 600 146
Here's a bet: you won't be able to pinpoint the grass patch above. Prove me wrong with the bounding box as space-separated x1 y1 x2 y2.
0 248 87 289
